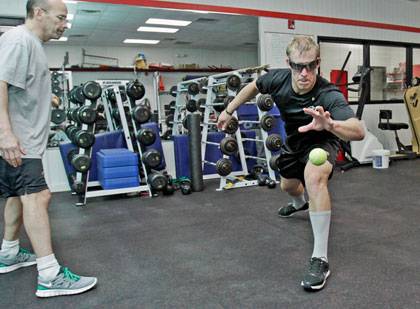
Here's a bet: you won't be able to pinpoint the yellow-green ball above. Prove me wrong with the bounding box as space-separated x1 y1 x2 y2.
309 148 328 166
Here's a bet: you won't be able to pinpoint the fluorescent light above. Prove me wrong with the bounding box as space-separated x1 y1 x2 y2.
123 39 160 44
146 18 191 27
51 37 68 42
67 14 73 20
64 1 78 4
137 26 178 33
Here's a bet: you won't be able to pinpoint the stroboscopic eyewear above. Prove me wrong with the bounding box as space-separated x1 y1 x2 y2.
288 58 320 72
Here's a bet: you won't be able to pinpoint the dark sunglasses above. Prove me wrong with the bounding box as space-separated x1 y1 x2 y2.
289 58 319 72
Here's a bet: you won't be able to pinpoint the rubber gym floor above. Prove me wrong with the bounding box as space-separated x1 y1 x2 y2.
1 159 420 308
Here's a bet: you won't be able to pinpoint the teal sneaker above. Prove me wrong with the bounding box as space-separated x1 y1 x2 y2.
36 267 97 298
0 247 36 274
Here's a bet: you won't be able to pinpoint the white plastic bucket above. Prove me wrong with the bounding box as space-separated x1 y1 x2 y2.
372 149 390 169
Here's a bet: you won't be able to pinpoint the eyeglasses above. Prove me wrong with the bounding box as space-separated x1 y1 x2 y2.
288 58 319 72
40 8 68 23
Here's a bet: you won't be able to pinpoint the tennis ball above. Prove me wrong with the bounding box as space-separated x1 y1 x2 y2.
309 148 328 166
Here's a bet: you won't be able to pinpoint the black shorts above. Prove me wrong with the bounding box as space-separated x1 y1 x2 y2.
277 141 339 185
0 158 48 198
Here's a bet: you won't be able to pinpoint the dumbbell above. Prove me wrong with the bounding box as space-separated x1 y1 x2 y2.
67 148 91 173
147 172 168 191
265 134 283 152
162 174 175 195
161 129 172 140
219 136 238 156
76 105 97 124
97 104 105 113
187 82 200 96
257 174 277 188
82 81 102 100
51 109 66 125
239 114 275 132
203 158 233 176
269 154 281 171
65 124 79 141
72 180 85 194
199 79 208 94
226 74 242 91
180 179 192 195
257 94 274 111
71 129 95 149
137 128 156 146
126 79 146 100
142 149 162 169
132 105 151 124
212 94 228 112
169 85 177 97
69 86 85 104
166 114 174 127
249 164 265 180
223 117 239 134
197 98 206 107
186 99 198 112
201 136 238 156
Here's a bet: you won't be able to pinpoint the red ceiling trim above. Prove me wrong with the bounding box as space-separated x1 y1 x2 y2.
83 0 420 34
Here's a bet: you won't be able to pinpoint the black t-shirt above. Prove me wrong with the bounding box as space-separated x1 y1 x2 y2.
256 68 355 151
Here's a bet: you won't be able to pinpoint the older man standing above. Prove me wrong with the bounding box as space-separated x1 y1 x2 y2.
0 0 97 297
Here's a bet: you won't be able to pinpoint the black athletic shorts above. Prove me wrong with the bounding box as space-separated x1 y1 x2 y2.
277 141 339 185
0 157 48 198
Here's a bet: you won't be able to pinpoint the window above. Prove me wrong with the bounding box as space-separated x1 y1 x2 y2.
319 42 363 103
370 46 406 101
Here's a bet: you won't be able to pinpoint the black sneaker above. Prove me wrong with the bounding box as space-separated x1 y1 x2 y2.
301 257 330 291
278 202 309 217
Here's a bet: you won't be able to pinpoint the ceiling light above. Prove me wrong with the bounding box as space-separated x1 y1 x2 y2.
51 37 68 42
137 26 178 33
64 0 78 4
123 39 160 44
146 18 191 27
67 14 73 20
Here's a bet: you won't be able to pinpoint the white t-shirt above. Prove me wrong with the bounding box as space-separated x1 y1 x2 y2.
0 25 52 158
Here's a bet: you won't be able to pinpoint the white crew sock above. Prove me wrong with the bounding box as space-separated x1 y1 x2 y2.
0 239 19 257
37 254 60 281
309 210 331 261
291 194 306 209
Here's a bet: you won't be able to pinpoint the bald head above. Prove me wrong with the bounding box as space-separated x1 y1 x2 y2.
26 0 49 19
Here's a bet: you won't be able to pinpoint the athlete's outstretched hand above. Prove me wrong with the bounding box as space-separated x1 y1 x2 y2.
298 106 333 133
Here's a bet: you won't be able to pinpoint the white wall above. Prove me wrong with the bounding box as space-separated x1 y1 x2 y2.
44 44 258 69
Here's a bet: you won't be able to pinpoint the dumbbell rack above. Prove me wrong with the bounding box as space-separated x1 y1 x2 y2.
97 80 130 132
172 76 208 136
70 82 101 206
201 65 276 190
76 85 152 206
50 71 73 130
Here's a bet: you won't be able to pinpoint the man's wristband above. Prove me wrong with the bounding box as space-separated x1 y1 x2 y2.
225 109 234 116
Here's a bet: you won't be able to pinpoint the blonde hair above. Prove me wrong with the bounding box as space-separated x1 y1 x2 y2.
286 36 320 58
